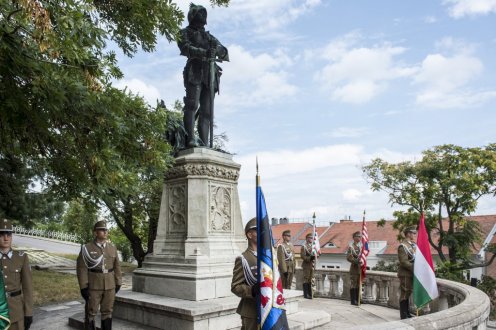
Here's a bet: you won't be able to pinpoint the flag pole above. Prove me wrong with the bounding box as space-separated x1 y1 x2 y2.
358 209 365 307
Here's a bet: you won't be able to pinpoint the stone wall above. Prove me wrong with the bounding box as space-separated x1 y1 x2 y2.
295 268 490 330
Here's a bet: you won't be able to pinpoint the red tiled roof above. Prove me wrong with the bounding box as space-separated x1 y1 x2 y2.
271 215 496 257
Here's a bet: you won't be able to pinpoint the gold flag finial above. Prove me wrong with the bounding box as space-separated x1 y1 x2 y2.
256 156 260 186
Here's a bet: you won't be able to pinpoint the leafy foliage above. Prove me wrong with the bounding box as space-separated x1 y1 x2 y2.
371 260 399 273
61 199 98 244
1 0 230 266
363 144 496 271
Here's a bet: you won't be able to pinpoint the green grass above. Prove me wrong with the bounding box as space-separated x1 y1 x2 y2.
32 269 81 306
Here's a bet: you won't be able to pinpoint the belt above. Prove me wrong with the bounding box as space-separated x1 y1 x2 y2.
89 268 114 274
6 290 21 298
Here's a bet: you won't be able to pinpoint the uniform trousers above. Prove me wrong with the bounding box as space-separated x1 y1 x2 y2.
89 289 115 320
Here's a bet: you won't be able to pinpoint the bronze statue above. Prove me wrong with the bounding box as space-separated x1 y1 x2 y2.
178 3 229 148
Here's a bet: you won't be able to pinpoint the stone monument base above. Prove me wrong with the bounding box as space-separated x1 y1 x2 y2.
110 289 330 330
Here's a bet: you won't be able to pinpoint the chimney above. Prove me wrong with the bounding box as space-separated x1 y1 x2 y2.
271 218 278 226
280 217 289 224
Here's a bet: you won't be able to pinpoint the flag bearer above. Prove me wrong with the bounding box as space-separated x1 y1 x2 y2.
397 227 417 319
277 230 295 290
300 233 315 299
0 219 33 330
346 231 362 305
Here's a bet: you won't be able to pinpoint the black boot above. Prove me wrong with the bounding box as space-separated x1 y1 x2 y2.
87 320 96 330
303 283 309 299
101 318 112 330
350 289 357 305
355 288 360 305
405 300 413 318
399 300 408 319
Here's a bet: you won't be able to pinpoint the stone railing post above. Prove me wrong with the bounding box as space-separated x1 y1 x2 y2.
377 278 389 305
362 277 375 303
315 273 325 296
328 274 339 298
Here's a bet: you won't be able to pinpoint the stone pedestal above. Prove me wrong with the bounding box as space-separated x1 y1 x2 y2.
133 148 246 301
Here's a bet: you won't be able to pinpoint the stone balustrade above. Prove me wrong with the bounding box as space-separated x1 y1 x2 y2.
14 226 81 243
295 268 490 329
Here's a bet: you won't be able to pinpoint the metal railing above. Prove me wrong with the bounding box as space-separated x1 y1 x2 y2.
13 226 81 243
295 268 490 330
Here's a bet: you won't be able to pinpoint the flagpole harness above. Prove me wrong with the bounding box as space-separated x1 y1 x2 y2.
400 242 416 261
241 251 257 287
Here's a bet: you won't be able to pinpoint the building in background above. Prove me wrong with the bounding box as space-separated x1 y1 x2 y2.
271 215 496 281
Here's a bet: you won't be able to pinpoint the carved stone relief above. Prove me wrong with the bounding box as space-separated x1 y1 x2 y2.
209 183 232 232
168 184 186 234
165 163 239 181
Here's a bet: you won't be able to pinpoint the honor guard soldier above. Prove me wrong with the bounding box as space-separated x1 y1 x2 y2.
277 230 295 290
300 232 315 299
397 226 417 319
231 218 258 330
77 221 122 330
0 219 33 330
346 231 362 305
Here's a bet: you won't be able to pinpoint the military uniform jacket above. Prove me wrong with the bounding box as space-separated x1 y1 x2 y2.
231 248 257 318
1 250 33 323
177 25 229 90
397 240 416 278
300 243 314 271
346 243 361 275
77 241 122 291
277 242 295 274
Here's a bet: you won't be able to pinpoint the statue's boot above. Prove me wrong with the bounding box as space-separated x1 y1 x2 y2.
198 117 210 147
183 109 197 148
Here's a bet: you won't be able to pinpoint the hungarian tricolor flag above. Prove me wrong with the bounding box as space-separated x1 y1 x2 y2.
0 270 10 329
256 169 289 330
413 213 439 308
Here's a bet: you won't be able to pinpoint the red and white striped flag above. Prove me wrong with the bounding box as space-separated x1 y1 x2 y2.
360 211 369 279
312 223 321 257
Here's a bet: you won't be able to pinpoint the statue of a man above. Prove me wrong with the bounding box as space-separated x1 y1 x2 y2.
178 3 229 148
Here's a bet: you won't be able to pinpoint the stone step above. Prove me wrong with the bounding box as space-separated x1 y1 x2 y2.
228 309 331 330
68 311 159 330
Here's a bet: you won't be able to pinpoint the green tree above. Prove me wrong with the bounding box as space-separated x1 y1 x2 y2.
363 144 496 272
371 260 399 273
1 0 230 266
62 199 98 244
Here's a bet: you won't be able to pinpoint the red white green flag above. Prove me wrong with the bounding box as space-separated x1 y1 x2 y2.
413 213 439 308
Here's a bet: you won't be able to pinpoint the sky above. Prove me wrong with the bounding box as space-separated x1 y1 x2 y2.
114 0 496 225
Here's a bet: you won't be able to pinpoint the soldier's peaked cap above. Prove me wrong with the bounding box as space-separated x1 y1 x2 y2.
94 220 108 231
352 231 361 238
244 218 257 234
306 232 313 239
403 226 417 234
0 219 13 232
282 230 291 236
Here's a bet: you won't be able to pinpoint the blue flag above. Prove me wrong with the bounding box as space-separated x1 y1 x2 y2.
256 181 289 330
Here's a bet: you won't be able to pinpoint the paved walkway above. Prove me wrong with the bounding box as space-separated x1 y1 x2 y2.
13 235 81 255
31 294 401 330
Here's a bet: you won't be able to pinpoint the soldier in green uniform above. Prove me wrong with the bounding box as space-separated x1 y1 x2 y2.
397 226 417 319
277 230 295 290
77 221 122 330
300 232 315 299
346 231 362 305
231 218 258 330
0 219 33 330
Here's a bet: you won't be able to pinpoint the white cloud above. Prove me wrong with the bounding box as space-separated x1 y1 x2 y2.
175 0 322 36
327 127 368 138
424 16 438 23
444 0 496 18
413 42 496 108
114 78 161 105
235 144 419 222
217 45 298 110
314 33 416 104
342 188 363 201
